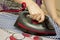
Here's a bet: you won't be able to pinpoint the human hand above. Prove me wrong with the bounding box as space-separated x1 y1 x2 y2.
27 1 45 23
14 0 45 23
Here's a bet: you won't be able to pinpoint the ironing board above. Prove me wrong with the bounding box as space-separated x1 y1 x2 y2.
0 12 60 40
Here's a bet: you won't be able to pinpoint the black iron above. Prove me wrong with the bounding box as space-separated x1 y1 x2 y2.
14 11 56 36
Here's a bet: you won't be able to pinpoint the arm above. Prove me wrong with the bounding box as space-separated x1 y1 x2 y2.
44 0 60 26
14 0 45 23
44 0 57 19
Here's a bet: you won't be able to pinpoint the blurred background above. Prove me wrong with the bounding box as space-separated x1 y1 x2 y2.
0 0 60 17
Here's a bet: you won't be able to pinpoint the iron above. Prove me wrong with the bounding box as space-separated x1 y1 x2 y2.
14 11 56 36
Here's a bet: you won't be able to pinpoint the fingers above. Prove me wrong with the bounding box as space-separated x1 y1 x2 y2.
36 14 41 21
27 14 45 23
38 14 45 23
32 14 38 20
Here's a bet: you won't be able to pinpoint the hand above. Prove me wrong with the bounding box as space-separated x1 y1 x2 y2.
27 1 45 23
28 12 45 23
14 0 45 23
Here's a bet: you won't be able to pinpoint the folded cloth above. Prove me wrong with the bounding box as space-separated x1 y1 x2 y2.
0 12 60 40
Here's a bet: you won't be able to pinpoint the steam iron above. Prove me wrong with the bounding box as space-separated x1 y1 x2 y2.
14 11 56 36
